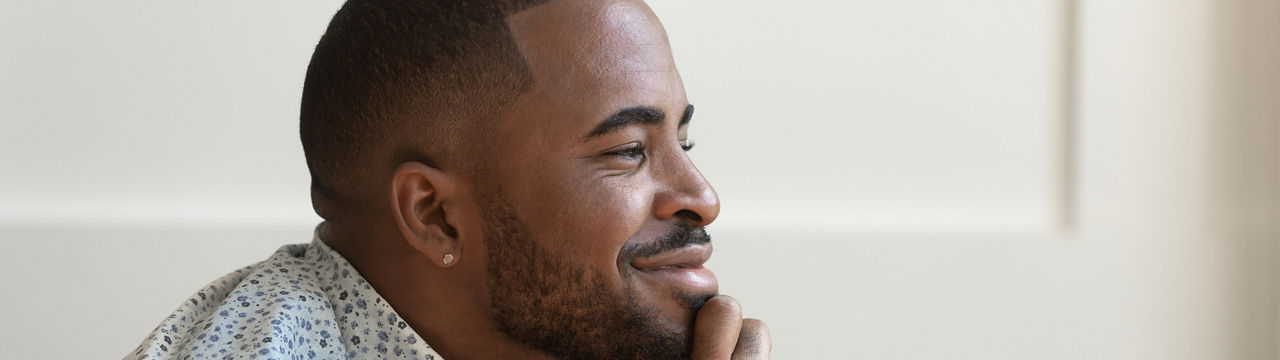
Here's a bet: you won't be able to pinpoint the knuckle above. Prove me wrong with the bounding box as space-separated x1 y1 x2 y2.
703 295 742 317
740 318 772 351
743 318 770 335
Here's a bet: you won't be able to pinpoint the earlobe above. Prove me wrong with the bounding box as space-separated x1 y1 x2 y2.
390 162 463 268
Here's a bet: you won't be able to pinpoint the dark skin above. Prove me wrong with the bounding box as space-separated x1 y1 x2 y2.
322 0 770 358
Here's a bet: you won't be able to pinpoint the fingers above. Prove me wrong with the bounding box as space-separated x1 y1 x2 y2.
731 318 772 360
691 295 743 360
691 295 773 360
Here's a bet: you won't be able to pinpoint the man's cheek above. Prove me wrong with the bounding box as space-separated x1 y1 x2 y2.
575 180 649 222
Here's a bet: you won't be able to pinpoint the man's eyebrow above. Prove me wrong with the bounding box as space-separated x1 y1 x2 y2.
584 104 695 140
679 104 694 126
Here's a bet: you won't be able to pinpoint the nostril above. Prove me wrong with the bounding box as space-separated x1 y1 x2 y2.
674 209 703 224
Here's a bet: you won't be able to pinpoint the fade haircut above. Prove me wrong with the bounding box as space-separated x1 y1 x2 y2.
300 0 547 220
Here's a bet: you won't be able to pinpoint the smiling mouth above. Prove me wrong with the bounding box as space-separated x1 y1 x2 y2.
630 243 718 293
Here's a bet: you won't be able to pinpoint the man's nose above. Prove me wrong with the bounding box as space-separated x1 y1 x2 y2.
652 152 720 227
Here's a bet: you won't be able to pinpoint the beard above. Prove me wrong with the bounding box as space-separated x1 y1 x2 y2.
479 194 713 359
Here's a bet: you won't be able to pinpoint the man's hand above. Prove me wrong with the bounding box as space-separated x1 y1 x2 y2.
692 295 772 360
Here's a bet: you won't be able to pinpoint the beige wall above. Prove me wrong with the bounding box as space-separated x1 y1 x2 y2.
1 0 1276 358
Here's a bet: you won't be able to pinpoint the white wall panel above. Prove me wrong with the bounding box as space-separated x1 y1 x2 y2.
652 0 1068 232
0 1 342 227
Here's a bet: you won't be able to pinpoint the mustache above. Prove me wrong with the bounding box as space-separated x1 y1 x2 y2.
621 225 712 259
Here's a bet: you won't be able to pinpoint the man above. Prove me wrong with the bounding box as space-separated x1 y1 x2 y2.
131 0 770 358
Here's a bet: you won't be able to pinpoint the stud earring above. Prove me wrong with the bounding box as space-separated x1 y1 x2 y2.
442 253 455 265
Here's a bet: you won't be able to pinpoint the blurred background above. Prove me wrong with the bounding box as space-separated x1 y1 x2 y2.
2 0 1277 358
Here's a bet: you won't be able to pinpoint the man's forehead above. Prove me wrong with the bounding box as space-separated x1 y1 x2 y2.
506 0 677 97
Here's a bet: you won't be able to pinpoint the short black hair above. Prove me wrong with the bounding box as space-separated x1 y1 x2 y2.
299 0 546 219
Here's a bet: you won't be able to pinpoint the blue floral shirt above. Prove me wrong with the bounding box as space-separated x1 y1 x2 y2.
129 229 443 359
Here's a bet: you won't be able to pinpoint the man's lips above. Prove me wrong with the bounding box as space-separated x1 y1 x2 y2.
630 243 713 270
630 243 718 294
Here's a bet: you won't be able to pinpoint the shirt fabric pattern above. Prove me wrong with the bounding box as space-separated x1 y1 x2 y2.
129 228 443 360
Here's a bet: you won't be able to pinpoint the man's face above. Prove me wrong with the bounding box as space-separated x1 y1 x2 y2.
475 1 721 358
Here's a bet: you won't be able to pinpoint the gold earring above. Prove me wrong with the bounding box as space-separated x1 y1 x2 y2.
442 252 455 265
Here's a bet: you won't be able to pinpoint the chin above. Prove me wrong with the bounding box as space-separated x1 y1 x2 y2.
651 288 717 335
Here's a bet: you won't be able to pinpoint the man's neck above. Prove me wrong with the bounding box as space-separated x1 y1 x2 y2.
318 221 556 360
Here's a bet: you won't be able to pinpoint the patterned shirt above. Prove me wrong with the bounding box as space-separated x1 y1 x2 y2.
129 228 443 359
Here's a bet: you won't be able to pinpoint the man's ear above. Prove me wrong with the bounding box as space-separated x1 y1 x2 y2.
390 162 462 268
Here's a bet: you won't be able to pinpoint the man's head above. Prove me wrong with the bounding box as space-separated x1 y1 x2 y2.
301 0 720 358
300 0 546 218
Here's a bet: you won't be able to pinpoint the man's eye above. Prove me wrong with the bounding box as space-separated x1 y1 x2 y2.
604 142 646 160
679 139 695 152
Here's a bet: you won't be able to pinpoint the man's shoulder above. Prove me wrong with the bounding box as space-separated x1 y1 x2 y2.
128 243 347 360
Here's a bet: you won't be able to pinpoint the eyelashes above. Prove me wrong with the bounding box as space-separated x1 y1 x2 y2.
605 140 695 161
606 142 647 160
